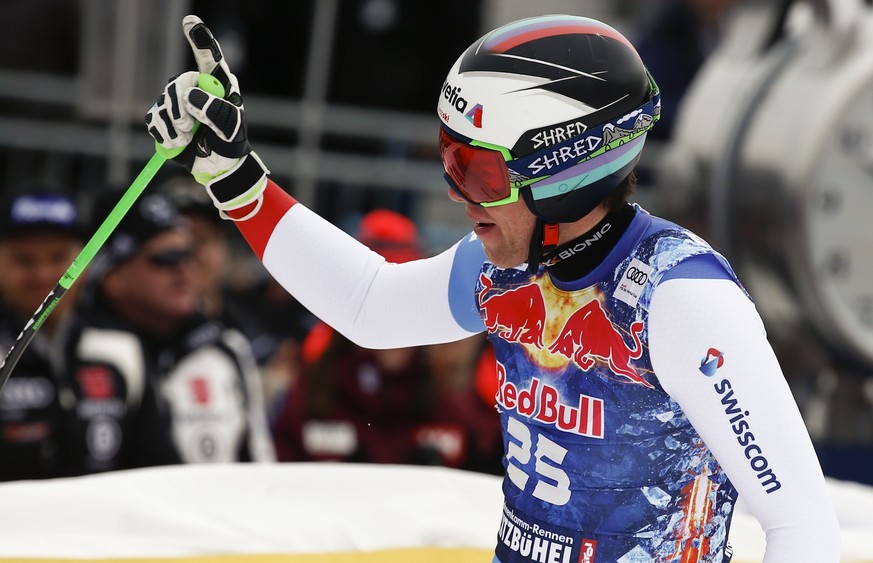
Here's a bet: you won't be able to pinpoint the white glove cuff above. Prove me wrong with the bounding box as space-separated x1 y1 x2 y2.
204 152 271 221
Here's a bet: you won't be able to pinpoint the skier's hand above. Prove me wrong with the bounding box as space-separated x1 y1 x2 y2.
145 15 268 220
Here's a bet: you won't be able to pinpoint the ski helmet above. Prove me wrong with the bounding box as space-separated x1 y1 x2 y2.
437 15 660 224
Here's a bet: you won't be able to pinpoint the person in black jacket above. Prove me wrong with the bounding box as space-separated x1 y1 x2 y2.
64 191 275 471
0 190 84 480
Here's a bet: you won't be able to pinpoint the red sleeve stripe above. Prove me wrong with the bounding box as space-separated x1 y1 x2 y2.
230 179 297 260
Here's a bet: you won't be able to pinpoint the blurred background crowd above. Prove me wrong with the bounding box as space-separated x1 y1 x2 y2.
1 0 872 485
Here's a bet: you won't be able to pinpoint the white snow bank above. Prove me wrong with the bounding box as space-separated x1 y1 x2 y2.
0 463 868 562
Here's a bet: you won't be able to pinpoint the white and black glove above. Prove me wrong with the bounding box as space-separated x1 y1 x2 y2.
146 15 268 220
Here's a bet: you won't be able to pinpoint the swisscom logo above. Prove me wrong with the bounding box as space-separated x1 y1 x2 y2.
698 348 724 376
699 345 782 494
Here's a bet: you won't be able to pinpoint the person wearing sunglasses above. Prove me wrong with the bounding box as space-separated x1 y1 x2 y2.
60 192 275 473
146 14 839 562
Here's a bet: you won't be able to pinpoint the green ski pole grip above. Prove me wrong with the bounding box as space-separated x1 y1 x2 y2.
155 73 226 159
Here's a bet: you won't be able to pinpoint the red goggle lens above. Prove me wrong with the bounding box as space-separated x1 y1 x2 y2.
438 128 511 204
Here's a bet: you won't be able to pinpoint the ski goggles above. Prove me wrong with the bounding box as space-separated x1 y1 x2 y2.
439 78 660 208
439 129 519 207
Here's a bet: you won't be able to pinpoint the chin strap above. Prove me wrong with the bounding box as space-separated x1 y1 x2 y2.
527 220 560 274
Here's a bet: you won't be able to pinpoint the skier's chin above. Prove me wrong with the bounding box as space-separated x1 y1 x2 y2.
483 245 527 270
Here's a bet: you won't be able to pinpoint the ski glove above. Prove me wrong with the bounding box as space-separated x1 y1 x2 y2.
145 15 268 220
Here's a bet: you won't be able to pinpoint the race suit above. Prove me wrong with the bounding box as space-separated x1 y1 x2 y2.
230 180 840 562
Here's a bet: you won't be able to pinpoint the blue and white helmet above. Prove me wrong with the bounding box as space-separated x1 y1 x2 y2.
437 14 660 223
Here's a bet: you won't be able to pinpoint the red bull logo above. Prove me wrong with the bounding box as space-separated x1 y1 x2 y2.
479 273 650 387
549 300 651 388
495 361 604 438
479 273 547 348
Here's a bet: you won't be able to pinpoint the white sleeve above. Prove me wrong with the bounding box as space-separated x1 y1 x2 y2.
260 204 482 349
649 278 840 563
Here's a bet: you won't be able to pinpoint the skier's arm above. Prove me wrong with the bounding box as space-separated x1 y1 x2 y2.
648 256 840 562
145 16 485 348
229 181 486 348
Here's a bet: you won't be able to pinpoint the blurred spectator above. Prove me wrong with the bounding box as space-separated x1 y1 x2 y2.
163 180 232 322
0 190 84 480
273 210 502 472
426 334 503 475
278 320 453 465
65 192 275 470
163 176 308 417
633 0 739 140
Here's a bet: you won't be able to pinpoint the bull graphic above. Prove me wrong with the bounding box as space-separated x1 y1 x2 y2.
548 299 651 387
478 273 547 348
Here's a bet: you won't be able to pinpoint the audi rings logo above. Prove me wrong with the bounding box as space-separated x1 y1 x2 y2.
625 267 648 285
613 258 653 308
